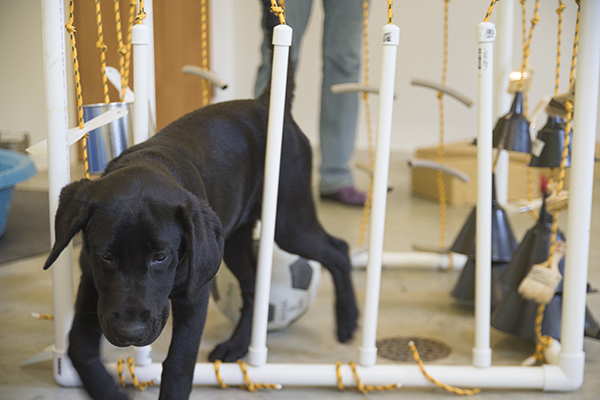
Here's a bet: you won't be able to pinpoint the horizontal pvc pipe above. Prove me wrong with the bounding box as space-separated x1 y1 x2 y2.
410 78 473 107
351 250 466 271
93 362 583 391
408 159 470 182
182 65 229 89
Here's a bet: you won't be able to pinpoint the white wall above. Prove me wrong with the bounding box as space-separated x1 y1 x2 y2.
213 0 598 154
0 1 597 171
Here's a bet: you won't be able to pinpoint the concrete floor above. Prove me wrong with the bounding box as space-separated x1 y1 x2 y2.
1 151 600 399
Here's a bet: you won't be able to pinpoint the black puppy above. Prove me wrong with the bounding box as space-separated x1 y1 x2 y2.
43 87 358 399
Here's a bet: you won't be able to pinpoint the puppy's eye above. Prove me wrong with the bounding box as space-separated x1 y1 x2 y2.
152 253 167 263
100 253 114 263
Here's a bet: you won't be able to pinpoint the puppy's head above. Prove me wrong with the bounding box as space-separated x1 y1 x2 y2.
44 168 223 347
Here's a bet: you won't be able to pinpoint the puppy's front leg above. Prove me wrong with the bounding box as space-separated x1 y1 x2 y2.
159 286 211 400
69 277 128 400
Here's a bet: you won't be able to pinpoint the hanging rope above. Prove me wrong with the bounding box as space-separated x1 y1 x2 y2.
434 0 451 250
532 0 579 364
114 0 127 100
409 341 481 395
95 0 110 104
387 0 393 24
483 0 498 22
357 0 374 248
200 0 210 107
65 0 91 180
123 0 137 92
135 0 147 24
270 0 286 25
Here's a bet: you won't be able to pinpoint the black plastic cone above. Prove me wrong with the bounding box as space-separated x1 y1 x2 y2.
529 115 571 168
492 91 532 154
450 175 518 262
451 257 508 309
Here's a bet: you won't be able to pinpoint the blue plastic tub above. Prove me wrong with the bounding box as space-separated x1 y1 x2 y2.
0 149 37 237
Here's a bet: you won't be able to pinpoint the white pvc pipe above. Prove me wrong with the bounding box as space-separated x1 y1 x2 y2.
473 22 495 369
558 0 600 388
492 0 514 206
351 250 467 271
248 24 293 367
132 24 150 144
359 24 400 367
40 0 77 387
94 361 583 391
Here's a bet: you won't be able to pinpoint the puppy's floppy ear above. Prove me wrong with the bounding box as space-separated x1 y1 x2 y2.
179 196 224 302
44 179 94 270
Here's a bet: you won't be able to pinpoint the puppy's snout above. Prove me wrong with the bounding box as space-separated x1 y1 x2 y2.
110 309 153 344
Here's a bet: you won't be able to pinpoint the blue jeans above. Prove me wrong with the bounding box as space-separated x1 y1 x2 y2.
255 0 365 195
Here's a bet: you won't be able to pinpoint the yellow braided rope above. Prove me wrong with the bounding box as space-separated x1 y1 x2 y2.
409 341 481 395
517 0 540 96
123 0 137 92
555 1 565 96
270 0 286 25
387 0 393 24
236 359 281 391
335 361 399 393
32 313 54 321
483 0 497 22
200 0 210 107
532 0 579 363
358 0 374 248
95 0 110 105
114 0 127 100
66 0 90 180
435 0 451 250
213 360 229 389
135 0 146 24
116 357 153 390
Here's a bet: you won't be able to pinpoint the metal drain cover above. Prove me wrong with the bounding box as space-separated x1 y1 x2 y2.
376 337 452 362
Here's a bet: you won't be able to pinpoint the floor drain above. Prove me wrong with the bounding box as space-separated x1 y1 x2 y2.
376 337 452 362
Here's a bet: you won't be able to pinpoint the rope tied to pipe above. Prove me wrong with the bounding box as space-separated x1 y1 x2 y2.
212 360 281 391
335 361 399 393
116 357 152 391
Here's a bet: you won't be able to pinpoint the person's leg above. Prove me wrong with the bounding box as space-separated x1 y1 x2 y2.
254 0 313 98
318 0 365 203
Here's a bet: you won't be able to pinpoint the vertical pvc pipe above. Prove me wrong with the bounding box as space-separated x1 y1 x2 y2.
248 24 293 367
359 23 400 367
558 0 600 388
131 24 150 144
473 22 495 369
144 0 157 133
41 0 78 386
492 0 514 206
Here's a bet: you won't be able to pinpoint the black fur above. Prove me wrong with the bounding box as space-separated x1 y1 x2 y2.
43 90 358 399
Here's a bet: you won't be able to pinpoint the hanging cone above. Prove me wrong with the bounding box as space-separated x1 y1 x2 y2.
529 115 571 168
450 174 518 262
450 257 508 309
492 91 532 154
491 196 566 339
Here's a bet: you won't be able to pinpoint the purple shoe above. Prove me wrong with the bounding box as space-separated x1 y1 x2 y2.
320 186 367 206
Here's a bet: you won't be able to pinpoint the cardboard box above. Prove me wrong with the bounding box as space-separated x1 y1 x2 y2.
411 141 600 206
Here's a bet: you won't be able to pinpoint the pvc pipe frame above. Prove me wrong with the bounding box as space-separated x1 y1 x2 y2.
42 2 600 392
132 24 150 145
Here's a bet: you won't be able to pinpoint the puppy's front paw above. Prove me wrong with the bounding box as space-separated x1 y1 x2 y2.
208 340 249 363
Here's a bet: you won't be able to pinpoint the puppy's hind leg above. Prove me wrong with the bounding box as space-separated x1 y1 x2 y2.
274 207 359 343
208 222 257 362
